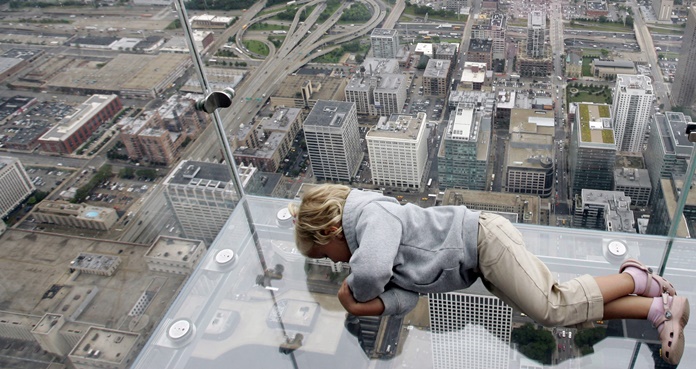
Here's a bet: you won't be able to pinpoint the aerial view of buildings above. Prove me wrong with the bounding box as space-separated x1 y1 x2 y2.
0 0 695 367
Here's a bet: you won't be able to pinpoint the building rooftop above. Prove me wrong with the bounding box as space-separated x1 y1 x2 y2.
614 168 651 188
70 327 140 365
368 112 426 140
615 74 653 93
146 236 205 263
461 62 487 84
468 38 493 53
577 103 615 145
423 59 451 79
510 108 555 135
594 60 635 69
370 28 397 37
303 100 354 128
166 160 232 186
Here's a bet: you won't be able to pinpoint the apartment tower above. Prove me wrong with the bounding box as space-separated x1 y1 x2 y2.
611 74 654 153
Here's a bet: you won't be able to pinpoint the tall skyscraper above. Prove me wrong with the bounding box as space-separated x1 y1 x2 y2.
303 100 362 182
611 74 654 153
672 7 696 108
370 28 399 59
0 156 35 218
438 103 492 190
366 113 428 189
429 292 512 369
569 103 617 197
163 160 239 245
526 11 546 58
644 111 693 205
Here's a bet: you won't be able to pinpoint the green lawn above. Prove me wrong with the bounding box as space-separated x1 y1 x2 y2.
581 56 594 77
648 26 684 35
243 40 269 57
248 22 289 31
565 21 632 32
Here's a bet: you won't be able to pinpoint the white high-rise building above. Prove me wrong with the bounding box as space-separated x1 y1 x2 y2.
370 28 399 59
303 100 363 182
429 292 513 369
366 113 428 189
0 156 35 218
611 74 654 153
163 160 240 245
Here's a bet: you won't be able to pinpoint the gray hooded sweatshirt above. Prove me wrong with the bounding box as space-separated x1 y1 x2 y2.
342 190 480 316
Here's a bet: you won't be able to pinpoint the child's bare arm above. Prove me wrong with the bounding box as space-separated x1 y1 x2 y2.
337 280 385 316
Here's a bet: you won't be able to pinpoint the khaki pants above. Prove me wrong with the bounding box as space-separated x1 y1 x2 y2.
476 212 604 327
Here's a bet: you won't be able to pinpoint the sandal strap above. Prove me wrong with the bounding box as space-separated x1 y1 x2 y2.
652 294 673 328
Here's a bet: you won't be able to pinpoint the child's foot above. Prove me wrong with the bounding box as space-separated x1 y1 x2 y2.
648 295 690 365
620 259 676 297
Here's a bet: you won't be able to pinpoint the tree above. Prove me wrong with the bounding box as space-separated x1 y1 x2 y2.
119 167 135 179
511 324 555 365
600 49 609 58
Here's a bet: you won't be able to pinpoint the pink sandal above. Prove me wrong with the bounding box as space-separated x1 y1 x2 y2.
619 259 676 297
655 295 690 365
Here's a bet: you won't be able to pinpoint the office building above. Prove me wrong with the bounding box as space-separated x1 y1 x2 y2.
569 103 617 197
233 107 303 172
672 7 696 108
438 104 492 190
471 13 507 61
119 96 206 165
270 70 348 110
526 11 546 58
429 292 512 369
466 38 493 69
611 74 654 153
366 113 428 189
33 201 119 230
38 94 122 154
345 58 401 115
644 112 693 205
373 73 408 116
144 236 206 275
652 0 673 21
0 156 35 218
434 42 458 64
613 168 651 207
442 189 541 224
303 100 362 182
370 28 399 59
163 160 240 245
68 327 140 369
647 176 696 236
573 189 635 232
505 109 555 198
459 62 488 91
443 0 469 13
423 59 451 96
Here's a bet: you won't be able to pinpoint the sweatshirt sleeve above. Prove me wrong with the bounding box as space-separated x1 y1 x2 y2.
346 204 402 304
379 286 420 316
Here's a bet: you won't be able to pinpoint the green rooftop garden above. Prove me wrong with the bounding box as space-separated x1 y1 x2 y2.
578 104 614 144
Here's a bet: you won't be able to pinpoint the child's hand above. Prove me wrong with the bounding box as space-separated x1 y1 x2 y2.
337 279 385 316
338 279 358 310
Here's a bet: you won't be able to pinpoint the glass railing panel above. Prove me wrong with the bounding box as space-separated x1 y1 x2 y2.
133 195 696 369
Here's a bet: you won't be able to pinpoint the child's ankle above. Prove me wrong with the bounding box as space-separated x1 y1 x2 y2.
648 296 671 332
623 267 659 296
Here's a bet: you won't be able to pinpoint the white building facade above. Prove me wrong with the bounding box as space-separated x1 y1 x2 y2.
303 101 363 182
367 113 428 189
0 156 35 218
429 292 512 369
611 74 654 153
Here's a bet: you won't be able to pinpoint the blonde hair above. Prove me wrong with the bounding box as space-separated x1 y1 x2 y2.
289 184 351 256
